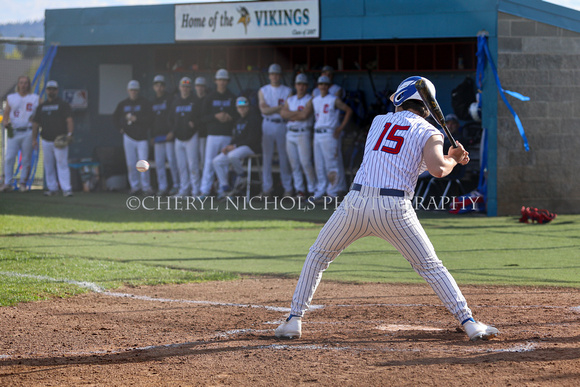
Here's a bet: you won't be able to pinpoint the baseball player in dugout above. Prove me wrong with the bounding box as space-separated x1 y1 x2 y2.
31 80 74 197
280 73 317 198
168 77 201 198
193 77 209 173
295 75 352 200
1 75 39 192
258 63 293 197
151 75 180 196
212 96 262 198
312 65 344 99
199 69 237 198
276 76 500 342
113 80 153 195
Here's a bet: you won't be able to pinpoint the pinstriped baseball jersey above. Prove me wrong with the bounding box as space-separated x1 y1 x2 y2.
312 94 340 130
353 111 442 195
260 84 292 120
286 94 314 130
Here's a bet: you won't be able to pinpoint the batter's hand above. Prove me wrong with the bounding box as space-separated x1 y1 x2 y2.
448 141 470 165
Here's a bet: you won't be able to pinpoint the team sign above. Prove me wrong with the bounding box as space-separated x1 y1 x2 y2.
175 0 320 41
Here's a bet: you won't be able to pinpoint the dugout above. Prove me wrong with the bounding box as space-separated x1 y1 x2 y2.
43 0 580 215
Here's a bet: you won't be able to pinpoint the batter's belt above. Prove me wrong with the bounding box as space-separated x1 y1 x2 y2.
350 183 405 197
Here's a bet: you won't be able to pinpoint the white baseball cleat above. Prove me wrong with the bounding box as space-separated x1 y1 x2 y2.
463 320 500 341
275 316 302 339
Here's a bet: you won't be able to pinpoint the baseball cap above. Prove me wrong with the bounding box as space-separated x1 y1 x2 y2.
321 65 333 73
153 75 165 84
180 77 192 87
46 80 58 88
195 77 207 86
127 80 140 90
317 75 331 84
295 73 308 84
445 113 459 122
236 96 249 106
215 69 229 80
268 63 282 74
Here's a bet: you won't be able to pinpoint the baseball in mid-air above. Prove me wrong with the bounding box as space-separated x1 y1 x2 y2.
136 160 149 172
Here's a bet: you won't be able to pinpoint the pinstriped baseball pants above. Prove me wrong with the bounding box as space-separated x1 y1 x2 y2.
290 185 473 323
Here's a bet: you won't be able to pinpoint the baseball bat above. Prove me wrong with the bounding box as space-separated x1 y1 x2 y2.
414 79 458 148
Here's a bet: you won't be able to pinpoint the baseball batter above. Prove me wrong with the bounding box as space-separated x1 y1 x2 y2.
280 73 317 197
1 76 39 192
31 80 74 197
259 63 293 196
276 76 500 342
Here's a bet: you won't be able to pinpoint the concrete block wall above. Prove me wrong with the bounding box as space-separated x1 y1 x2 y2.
496 12 580 215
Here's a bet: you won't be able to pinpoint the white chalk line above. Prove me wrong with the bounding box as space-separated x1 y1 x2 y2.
0 271 574 359
0 271 298 312
3 271 579 313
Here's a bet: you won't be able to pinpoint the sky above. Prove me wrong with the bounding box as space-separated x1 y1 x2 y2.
0 0 579 24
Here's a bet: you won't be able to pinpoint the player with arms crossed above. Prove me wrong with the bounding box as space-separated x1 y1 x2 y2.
280 73 317 198
275 76 500 342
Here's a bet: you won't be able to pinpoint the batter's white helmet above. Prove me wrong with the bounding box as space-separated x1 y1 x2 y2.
390 76 435 107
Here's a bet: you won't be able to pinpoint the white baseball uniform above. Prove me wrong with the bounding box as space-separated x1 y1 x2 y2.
285 94 317 194
312 94 346 197
288 110 474 325
260 83 292 194
312 83 344 99
4 92 39 187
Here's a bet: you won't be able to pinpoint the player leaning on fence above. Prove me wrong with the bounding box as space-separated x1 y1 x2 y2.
275 76 500 342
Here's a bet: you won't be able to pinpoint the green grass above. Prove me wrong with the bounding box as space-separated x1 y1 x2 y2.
0 249 236 306
1 191 579 306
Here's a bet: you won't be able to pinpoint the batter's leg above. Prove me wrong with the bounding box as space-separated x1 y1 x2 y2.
290 191 373 317
370 198 472 323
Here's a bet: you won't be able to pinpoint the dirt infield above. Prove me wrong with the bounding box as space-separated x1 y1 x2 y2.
1 279 579 386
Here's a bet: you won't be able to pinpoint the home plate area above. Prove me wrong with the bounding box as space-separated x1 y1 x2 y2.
1 279 579 385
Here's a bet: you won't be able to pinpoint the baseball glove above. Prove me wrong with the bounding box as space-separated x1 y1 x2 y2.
54 134 72 149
